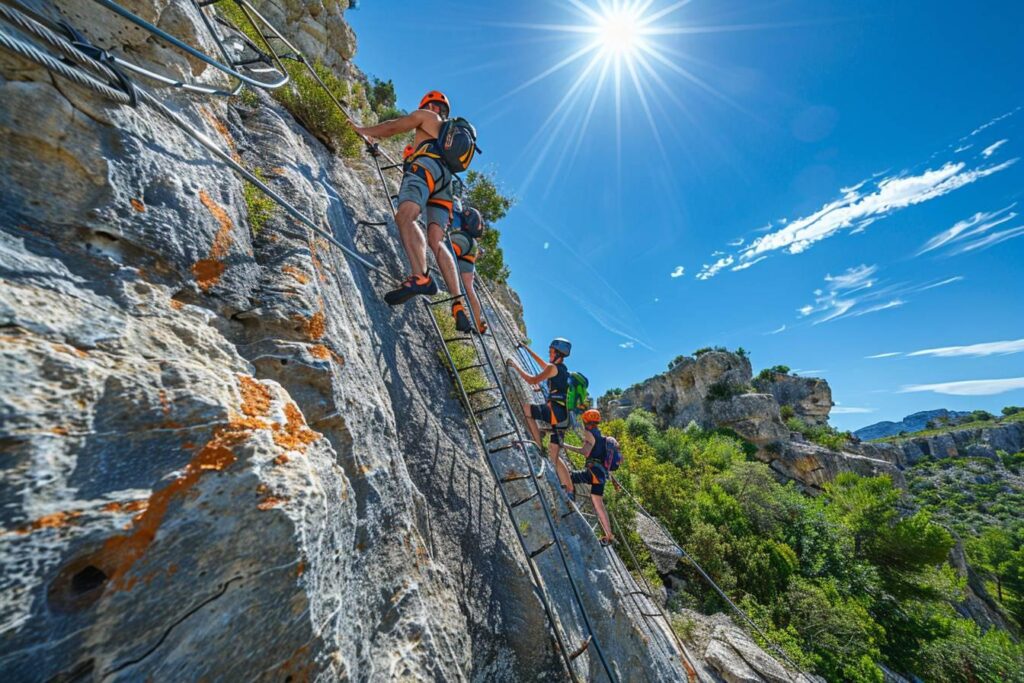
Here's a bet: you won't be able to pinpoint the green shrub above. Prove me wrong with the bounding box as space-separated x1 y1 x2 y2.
757 365 791 382
243 169 276 234
694 345 728 357
780 405 796 420
1002 406 1024 417
786 416 850 451
706 381 748 402
668 354 687 370
239 87 260 107
464 170 514 283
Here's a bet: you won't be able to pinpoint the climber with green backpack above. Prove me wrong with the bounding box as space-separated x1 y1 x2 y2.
354 91 480 319
506 338 575 497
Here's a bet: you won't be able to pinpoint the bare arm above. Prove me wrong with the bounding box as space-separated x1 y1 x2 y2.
356 110 433 142
564 433 594 456
521 344 546 366
507 360 557 385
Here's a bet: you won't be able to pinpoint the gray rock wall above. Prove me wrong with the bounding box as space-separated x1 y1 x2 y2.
0 2 694 680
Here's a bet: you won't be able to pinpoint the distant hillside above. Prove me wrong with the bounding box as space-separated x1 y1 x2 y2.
854 409 971 441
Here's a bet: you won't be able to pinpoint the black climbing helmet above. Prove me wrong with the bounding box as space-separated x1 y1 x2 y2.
460 206 484 239
549 337 571 358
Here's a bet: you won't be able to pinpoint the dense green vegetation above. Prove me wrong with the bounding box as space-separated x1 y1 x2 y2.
785 416 852 451
243 169 276 234
757 365 792 382
600 410 1023 681
463 170 514 283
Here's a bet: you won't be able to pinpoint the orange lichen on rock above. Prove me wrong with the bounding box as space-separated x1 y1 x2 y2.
95 418 252 589
296 560 305 577
301 310 326 340
169 298 185 310
51 343 88 359
10 510 82 535
276 644 313 683
257 496 287 511
272 403 318 453
158 390 172 416
282 265 310 284
130 198 146 212
201 107 236 153
194 190 235 292
238 375 272 418
192 259 226 292
101 500 149 515
308 344 330 360
275 453 290 466
50 426 68 436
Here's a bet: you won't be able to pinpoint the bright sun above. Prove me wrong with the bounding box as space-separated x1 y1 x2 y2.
596 9 642 56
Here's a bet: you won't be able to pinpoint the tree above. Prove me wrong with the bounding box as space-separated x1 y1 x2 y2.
464 170 514 282
1002 406 1023 417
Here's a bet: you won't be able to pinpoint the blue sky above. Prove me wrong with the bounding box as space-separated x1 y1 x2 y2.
348 0 1024 430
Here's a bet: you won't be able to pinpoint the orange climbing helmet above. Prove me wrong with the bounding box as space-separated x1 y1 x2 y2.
402 144 414 159
582 409 601 425
419 90 450 117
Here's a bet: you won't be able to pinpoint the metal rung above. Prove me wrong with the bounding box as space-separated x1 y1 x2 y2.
529 540 555 558
456 363 486 372
561 508 577 519
501 472 533 483
485 430 516 444
197 0 219 6
473 403 502 416
641 612 662 618
626 590 652 598
380 163 403 171
427 294 465 306
569 636 592 660
444 336 473 343
466 386 499 396
510 492 539 509
489 443 516 454
231 57 270 67
356 220 388 228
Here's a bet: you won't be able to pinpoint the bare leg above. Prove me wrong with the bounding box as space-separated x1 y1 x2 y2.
550 441 573 492
427 223 460 295
522 402 542 450
591 494 614 541
462 272 483 326
396 201 427 275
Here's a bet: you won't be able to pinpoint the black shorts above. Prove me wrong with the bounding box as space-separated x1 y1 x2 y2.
571 462 608 497
529 403 567 444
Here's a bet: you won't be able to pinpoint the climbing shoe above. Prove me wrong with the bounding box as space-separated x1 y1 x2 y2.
384 274 437 306
599 536 615 547
474 319 489 335
452 302 472 333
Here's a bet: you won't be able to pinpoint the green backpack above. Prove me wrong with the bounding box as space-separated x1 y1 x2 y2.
566 371 590 414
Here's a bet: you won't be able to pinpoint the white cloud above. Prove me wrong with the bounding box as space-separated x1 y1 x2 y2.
712 250 725 257
670 265 685 278
767 324 787 335
543 241 550 249
727 238 745 247
951 224 1024 255
619 341 635 349
832 406 876 414
865 351 902 359
797 265 958 325
970 109 1017 136
792 369 825 376
696 255 733 280
694 137 1019 279
982 139 1008 158
917 204 1017 255
907 338 1024 358
954 144 972 153
900 377 1024 396
732 256 767 271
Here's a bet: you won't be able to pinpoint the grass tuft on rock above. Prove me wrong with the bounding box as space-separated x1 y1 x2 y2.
243 169 276 234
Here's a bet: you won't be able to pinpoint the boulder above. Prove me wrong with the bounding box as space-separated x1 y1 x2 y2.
754 372 833 426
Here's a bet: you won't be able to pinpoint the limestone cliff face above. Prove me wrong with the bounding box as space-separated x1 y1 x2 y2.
0 2 697 681
601 352 903 492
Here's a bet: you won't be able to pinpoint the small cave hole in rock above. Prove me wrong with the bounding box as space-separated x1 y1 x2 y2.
280 358 289 365
71 566 107 595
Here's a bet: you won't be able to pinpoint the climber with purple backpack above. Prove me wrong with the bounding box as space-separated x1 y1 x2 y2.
562 409 622 546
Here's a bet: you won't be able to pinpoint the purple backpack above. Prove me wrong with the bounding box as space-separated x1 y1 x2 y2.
603 436 623 472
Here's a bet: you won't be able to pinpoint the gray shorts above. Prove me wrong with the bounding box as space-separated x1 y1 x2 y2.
398 155 452 229
455 258 475 275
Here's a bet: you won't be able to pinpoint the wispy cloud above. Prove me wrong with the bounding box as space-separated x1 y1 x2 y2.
792 369 826 376
696 255 734 280
865 351 902 359
619 341 635 349
970 109 1018 136
670 265 685 278
727 237 745 247
982 139 1008 158
693 115 1019 279
766 324 787 335
900 377 1024 396
907 338 1024 358
797 265 960 325
917 204 1018 256
832 406 876 414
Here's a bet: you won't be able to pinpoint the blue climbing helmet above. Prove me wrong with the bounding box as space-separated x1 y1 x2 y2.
459 206 484 238
549 337 571 358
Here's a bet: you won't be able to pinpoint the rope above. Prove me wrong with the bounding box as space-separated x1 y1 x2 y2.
610 474 809 680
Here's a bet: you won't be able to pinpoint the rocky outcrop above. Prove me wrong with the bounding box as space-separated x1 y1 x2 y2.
0 2 696 681
853 409 972 441
601 351 906 490
753 372 832 426
888 422 1024 465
